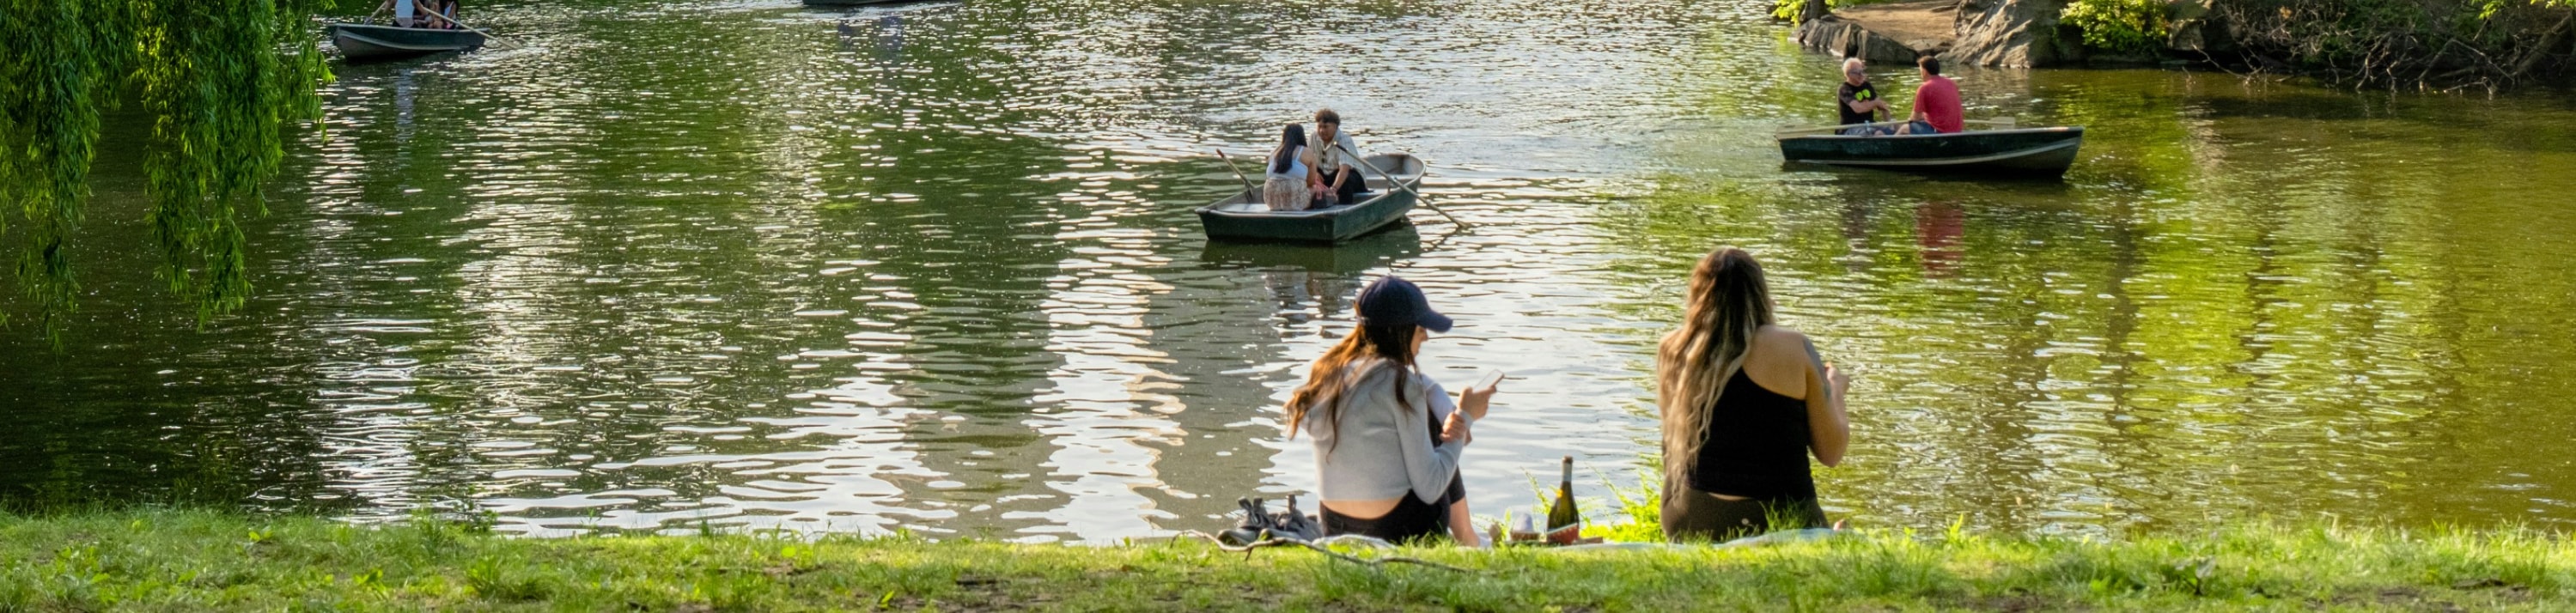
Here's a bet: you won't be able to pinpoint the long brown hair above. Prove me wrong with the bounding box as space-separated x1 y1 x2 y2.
1284 323 1420 454
1655 248 1775 497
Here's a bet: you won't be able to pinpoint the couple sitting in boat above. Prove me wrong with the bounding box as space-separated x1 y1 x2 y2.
1262 109 1370 211
371 0 464 29
1837 56 1963 136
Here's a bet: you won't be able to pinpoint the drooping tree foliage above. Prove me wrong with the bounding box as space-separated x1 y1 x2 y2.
2060 0 2574 91
0 0 332 339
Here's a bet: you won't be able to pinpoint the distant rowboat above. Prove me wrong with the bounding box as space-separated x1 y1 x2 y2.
1196 154 1425 244
1776 123 2084 177
327 22 486 61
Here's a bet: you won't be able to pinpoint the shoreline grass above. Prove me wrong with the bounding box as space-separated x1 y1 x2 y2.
2 509 2571 611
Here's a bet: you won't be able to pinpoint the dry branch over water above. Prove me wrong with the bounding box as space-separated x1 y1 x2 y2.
1 510 2571 611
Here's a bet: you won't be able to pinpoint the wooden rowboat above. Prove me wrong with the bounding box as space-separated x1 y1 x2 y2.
1197 154 1424 244
327 22 486 61
1776 124 2084 177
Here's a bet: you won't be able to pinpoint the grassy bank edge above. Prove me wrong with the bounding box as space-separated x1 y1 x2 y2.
3 509 2572 611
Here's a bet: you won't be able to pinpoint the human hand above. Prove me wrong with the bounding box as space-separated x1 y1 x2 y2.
1440 411 1472 446
1825 362 1852 398
1459 382 1497 422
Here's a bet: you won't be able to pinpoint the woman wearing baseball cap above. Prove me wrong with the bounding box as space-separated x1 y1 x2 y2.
1285 276 1498 544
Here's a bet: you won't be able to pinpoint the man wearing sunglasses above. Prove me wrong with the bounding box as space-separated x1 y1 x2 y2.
1836 58 1892 136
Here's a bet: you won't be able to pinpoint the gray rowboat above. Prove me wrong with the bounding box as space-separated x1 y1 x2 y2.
327 22 486 61
1196 154 1424 244
1777 126 2084 177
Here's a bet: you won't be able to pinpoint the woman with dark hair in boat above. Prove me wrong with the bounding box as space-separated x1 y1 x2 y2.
1895 55 1964 135
1288 276 1499 545
1656 247 1851 543
1262 124 1326 211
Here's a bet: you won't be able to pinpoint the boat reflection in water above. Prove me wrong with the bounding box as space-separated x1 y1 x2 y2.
1202 223 1425 324
1198 222 1423 275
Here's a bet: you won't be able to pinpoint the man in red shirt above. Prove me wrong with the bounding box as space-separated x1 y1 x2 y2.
1897 56 1964 135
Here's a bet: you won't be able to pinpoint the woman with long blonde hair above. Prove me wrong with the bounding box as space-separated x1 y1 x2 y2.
1656 248 1850 542
1286 276 1498 544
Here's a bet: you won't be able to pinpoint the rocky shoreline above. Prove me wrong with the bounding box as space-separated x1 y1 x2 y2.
1789 0 2572 91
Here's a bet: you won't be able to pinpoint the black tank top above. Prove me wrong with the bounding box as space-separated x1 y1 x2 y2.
1686 369 1818 500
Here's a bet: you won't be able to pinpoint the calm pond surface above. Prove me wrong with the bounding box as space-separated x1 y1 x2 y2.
8 0 2576 541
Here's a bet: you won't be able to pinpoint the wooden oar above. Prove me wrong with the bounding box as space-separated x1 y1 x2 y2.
1334 143 1468 231
1213 149 1258 198
419 10 515 49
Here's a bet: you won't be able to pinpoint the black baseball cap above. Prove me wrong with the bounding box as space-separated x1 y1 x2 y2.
1355 276 1453 333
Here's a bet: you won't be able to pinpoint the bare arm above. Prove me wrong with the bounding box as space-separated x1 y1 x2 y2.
1801 337 1850 467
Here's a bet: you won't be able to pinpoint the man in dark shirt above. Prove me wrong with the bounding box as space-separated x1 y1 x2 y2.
1836 58 1891 136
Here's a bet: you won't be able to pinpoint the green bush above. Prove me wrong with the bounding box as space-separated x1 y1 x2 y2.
2061 0 2170 55
1772 0 1899 24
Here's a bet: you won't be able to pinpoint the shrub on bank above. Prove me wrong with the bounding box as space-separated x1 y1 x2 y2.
0 508 2571 611
2048 0 2575 90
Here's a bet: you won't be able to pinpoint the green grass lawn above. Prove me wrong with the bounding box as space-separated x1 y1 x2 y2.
2 509 2571 611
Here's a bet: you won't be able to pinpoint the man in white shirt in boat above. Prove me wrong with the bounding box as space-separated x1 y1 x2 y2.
372 0 422 27
1306 108 1367 207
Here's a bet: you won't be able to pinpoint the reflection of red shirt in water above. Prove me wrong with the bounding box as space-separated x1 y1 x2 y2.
1912 76 1964 133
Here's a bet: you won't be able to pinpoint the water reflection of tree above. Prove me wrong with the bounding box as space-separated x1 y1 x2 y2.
1609 62 2576 532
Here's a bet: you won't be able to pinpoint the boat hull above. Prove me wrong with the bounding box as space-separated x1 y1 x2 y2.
1196 154 1424 244
1778 127 2084 176
328 22 485 61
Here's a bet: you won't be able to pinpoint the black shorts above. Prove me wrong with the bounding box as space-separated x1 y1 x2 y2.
1321 472 1463 543
1659 485 1826 543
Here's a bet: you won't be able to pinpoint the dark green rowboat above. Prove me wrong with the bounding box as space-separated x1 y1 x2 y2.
1197 154 1424 244
1777 126 2084 177
327 22 486 61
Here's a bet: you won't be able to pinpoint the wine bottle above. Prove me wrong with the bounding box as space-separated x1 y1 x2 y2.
1546 456 1580 541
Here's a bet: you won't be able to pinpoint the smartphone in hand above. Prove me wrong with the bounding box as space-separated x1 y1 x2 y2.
1471 369 1505 392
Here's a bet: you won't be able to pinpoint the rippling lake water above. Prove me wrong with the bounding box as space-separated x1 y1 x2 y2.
8 0 2576 541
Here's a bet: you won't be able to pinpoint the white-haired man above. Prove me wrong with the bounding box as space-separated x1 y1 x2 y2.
1836 58 1891 136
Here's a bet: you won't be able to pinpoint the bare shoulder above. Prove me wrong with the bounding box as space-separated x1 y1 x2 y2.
1753 325 1812 358
1741 325 1814 397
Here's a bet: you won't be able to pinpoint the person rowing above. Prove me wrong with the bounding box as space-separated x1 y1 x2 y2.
1307 108 1367 206
372 0 463 29
1895 56 1964 135
370 0 423 27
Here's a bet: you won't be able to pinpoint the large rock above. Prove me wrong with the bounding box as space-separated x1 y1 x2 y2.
1944 0 2080 67
1793 0 1959 64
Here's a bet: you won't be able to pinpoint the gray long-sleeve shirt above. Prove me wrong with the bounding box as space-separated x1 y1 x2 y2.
1302 357 1464 505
